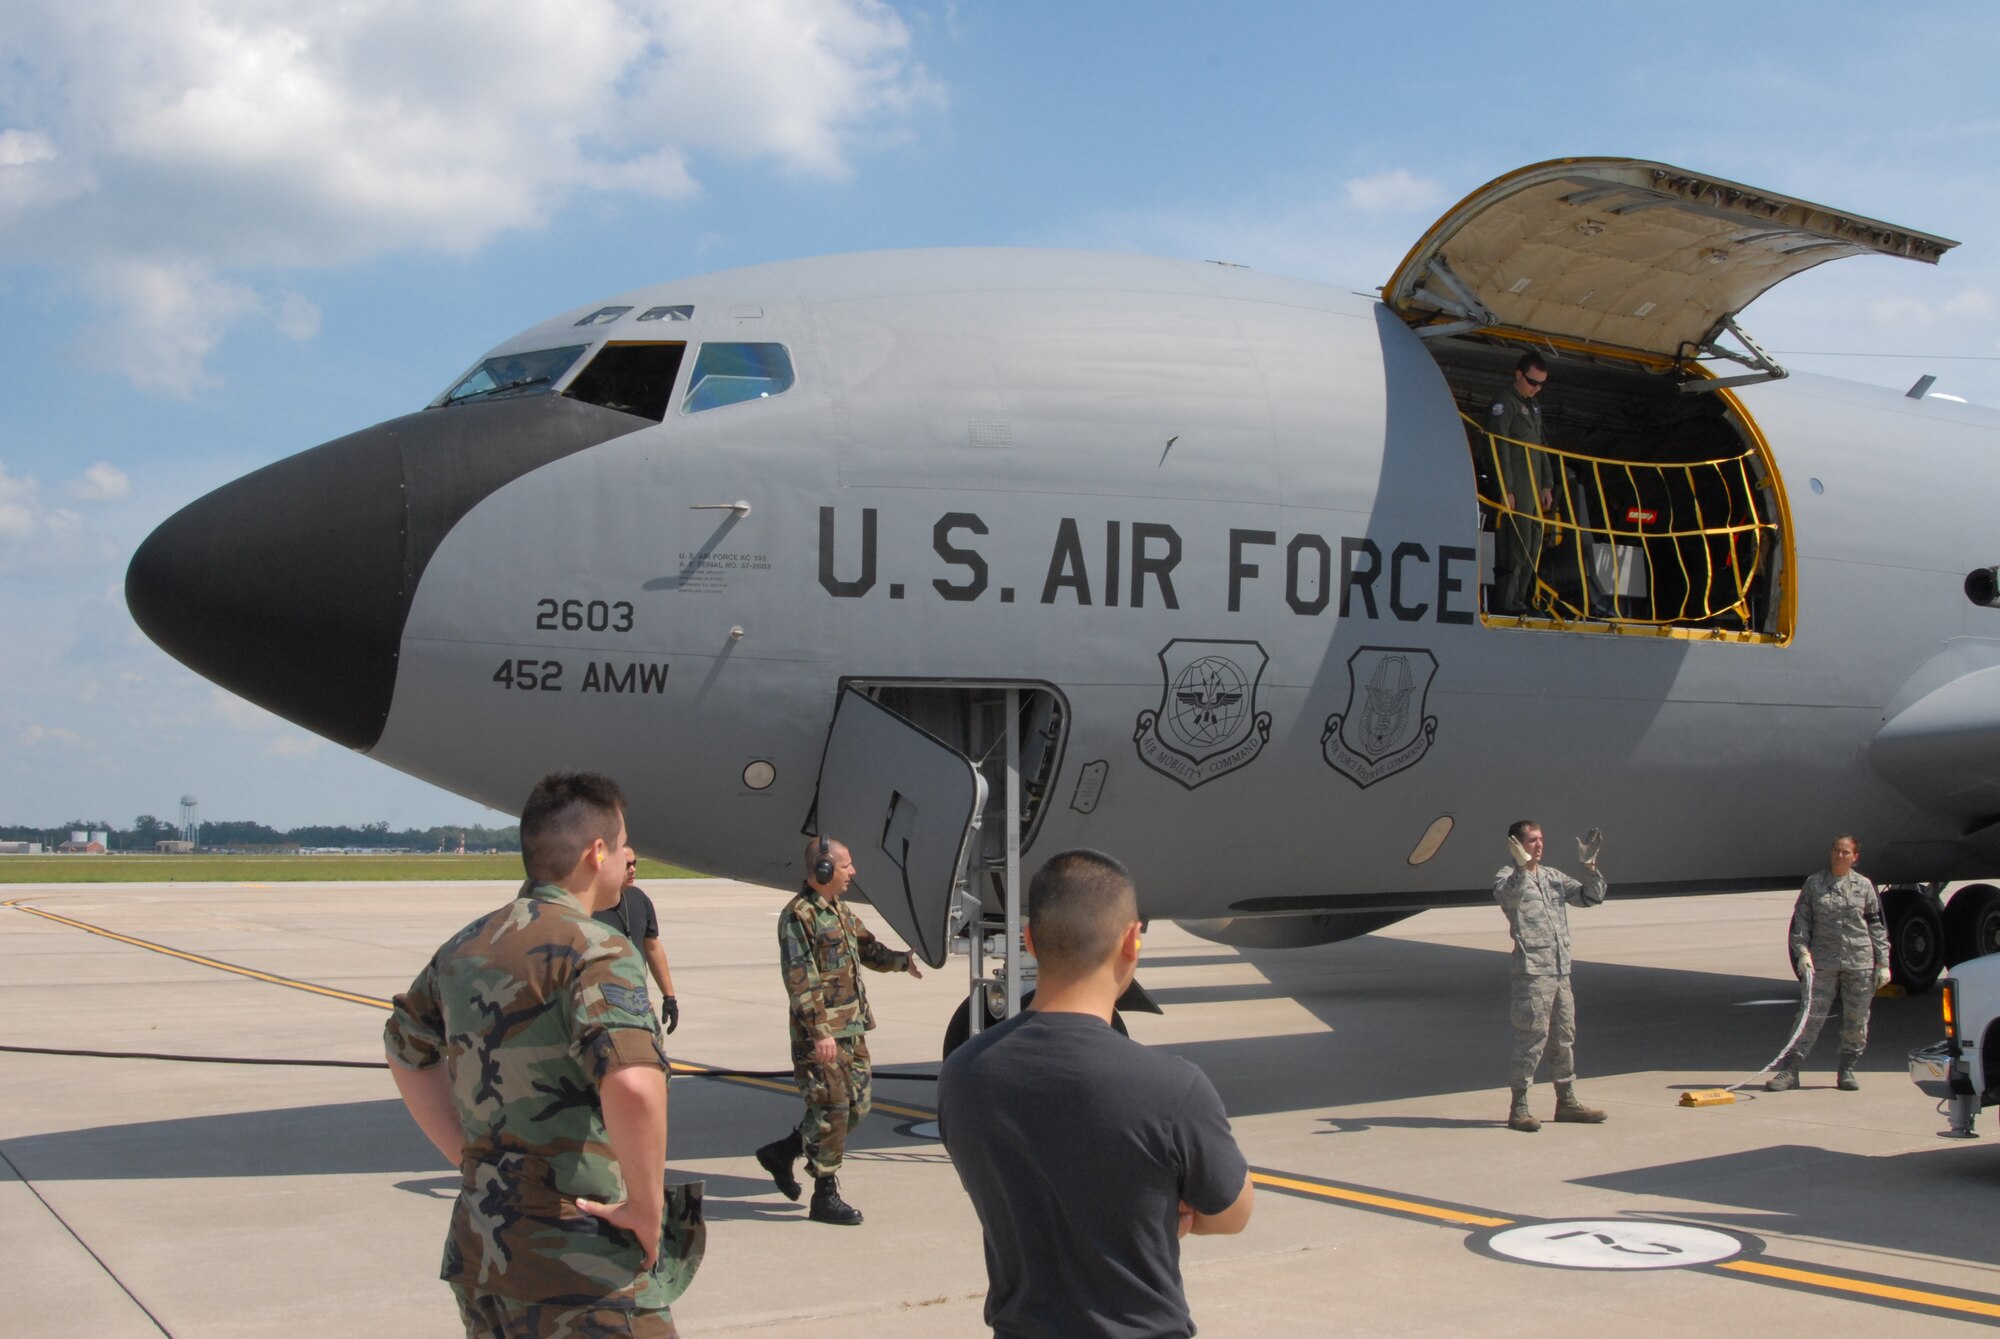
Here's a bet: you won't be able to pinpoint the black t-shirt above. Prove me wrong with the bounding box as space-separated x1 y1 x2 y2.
937 1009 1248 1339
592 885 658 944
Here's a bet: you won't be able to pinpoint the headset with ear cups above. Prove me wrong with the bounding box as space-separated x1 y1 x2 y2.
811 834 835 885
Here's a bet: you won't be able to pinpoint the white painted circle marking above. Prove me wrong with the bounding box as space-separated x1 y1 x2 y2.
1485 1220 1744 1270
902 1120 941 1141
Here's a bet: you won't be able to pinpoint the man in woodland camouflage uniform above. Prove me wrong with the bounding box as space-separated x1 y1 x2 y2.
386 772 702 1337
1767 834 1890 1092
754 835 923 1226
1495 819 1611 1133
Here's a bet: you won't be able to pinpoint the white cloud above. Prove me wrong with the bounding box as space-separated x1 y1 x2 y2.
1343 168 1444 215
0 463 36 540
70 462 130 501
0 0 939 393
267 734 325 759
0 129 56 166
20 724 88 751
208 686 281 731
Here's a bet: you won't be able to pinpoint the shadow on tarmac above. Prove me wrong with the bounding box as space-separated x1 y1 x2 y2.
1574 1141 2000 1266
1146 935 1946 1118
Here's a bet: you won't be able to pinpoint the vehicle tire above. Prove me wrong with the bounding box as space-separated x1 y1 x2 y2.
1883 885 1946 994
1944 883 2000 965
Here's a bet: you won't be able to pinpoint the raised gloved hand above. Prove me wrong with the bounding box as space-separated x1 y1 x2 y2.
1873 966 1891 993
1508 836 1532 868
1575 828 1603 866
660 995 680 1034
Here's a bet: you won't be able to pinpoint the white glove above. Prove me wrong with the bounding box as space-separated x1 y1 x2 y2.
1873 965 1891 992
1507 836 1532 868
1792 948 1812 977
1575 828 1602 866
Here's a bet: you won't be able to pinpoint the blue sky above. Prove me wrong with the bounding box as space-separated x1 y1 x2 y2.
1 0 1995 830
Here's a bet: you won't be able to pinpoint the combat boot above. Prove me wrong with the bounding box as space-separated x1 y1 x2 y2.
1837 1054 1861 1092
1765 1055 1800 1092
1507 1087 1540 1133
755 1130 802 1201
809 1174 863 1226
1552 1081 1607 1124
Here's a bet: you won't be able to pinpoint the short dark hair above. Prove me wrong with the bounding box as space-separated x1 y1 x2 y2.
1515 352 1547 376
1027 849 1137 970
520 771 626 882
1507 819 1540 843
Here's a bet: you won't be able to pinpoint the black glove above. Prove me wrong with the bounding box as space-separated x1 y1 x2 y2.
660 995 680 1034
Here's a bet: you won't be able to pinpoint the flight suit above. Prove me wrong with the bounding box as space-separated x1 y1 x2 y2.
1784 869 1890 1070
779 886 911 1177
1494 859 1608 1090
386 881 703 1338
1487 387 1552 612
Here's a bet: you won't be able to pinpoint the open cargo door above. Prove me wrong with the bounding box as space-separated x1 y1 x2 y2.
812 687 987 969
1385 157 1956 385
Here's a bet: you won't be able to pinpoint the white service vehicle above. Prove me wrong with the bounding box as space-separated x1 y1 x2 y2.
1910 953 2000 1137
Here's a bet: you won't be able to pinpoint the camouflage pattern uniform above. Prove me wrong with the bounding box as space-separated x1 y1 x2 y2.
1488 386 1551 611
1494 858 1608 1088
779 886 911 1177
386 880 704 1337
1786 869 1890 1067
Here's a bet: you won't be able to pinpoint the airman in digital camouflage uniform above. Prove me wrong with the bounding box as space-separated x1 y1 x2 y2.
1767 834 1890 1092
754 835 922 1226
1495 819 1610 1132
1488 352 1554 614
386 771 702 1337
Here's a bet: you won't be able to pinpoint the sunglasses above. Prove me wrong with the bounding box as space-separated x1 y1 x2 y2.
1520 372 1547 387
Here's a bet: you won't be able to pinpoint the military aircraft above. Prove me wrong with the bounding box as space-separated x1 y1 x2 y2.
126 157 2000 1041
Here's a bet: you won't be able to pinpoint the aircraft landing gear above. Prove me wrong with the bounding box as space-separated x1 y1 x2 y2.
943 989 1129 1060
942 993 1002 1060
1882 884 1946 993
1944 882 2000 965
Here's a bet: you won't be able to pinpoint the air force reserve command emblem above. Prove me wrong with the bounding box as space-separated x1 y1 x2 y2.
1135 639 1272 789
1322 646 1439 788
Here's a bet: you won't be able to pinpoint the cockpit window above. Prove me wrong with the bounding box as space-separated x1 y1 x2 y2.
682 343 795 414
438 345 588 407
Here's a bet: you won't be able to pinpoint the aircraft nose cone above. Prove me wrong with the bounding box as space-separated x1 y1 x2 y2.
127 396 651 751
126 422 414 751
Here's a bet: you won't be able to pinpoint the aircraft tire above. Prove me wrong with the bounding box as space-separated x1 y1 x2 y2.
1883 885 1945 994
1943 883 2000 965
941 992 1126 1060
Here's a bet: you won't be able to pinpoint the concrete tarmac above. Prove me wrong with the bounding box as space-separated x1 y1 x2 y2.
3 878 1998 1337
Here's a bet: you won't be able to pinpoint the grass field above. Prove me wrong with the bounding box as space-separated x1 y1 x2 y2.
0 854 703 884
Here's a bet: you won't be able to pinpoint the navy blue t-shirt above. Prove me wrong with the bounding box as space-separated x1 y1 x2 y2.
938 1009 1248 1339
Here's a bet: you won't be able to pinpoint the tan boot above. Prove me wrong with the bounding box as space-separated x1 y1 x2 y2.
1507 1086 1540 1133
1765 1054 1800 1092
1553 1081 1607 1123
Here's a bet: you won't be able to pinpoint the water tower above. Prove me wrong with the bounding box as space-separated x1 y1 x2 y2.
179 795 200 848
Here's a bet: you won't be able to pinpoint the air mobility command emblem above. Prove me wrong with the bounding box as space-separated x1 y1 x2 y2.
1135 639 1272 789
1322 646 1439 788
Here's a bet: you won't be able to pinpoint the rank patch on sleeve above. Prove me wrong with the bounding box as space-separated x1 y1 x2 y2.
601 982 651 1016
1490 401 1505 415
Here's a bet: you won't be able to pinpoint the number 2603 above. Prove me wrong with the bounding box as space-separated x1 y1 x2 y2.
535 598 634 633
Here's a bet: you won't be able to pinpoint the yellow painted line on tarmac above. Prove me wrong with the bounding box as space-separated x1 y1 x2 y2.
6 896 938 1119
1250 1169 1513 1228
1718 1259 2000 1320
6 901 394 1009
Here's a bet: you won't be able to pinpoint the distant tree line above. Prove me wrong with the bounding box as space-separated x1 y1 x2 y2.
0 816 521 852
